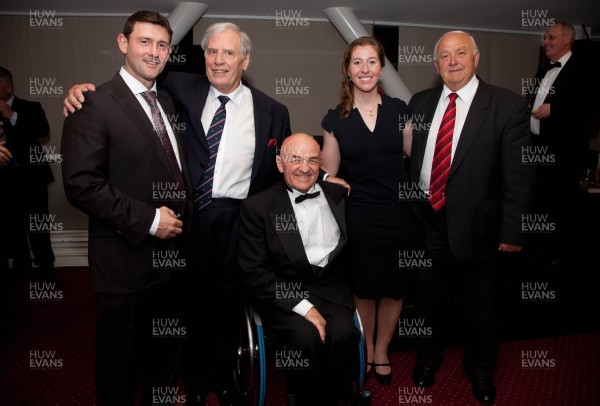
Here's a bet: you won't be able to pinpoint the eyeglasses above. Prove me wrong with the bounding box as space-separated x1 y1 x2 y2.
283 156 320 166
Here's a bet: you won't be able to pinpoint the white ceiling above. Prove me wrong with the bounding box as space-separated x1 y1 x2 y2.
2 0 599 38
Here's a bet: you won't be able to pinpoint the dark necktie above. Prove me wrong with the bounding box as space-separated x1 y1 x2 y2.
194 95 229 210
295 191 321 204
140 90 185 215
429 92 458 212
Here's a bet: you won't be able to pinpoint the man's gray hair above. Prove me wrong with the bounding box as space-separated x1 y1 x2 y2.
201 22 252 58
432 30 479 62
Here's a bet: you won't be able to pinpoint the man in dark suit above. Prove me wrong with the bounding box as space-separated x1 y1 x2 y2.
61 11 191 405
161 23 291 404
239 133 359 406
63 22 291 404
527 21 594 266
406 31 534 405
0 66 56 281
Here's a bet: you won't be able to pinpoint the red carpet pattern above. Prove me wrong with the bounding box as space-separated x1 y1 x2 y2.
0 267 598 406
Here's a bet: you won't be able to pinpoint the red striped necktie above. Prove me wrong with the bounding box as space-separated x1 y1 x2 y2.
429 92 458 211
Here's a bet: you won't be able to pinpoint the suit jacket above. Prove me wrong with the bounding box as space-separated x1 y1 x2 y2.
2 96 54 185
162 72 291 199
61 73 192 294
527 53 592 176
409 79 535 261
238 181 353 313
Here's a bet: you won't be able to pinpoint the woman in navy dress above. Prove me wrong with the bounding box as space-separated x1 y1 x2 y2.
321 36 421 386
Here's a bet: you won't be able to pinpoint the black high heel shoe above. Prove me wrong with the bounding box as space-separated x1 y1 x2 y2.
374 362 392 386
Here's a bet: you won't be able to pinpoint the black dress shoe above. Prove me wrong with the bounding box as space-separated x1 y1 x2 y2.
470 377 496 405
185 392 207 406
185 386 207 405
218 388 243 406
412 364 437 388
373 362 392 386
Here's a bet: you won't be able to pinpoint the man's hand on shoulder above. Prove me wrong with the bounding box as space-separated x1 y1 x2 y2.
63 83 96 116
324 175 351 196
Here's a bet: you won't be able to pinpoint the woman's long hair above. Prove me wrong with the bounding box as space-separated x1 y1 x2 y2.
339 36 386 118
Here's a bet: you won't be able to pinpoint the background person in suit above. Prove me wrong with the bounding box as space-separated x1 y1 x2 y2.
239 133 359 406
527 21 595 267
61 11 191 405
0 66 56 281
0 117 19 343
406 31 534 405
63 21 291 405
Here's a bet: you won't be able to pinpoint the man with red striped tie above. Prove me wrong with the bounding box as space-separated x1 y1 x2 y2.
405 30 535 405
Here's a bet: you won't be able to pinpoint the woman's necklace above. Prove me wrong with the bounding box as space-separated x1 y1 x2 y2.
355 100 380 117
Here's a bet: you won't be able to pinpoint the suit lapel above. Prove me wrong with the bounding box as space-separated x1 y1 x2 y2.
250 87 271 184
269 182 348 276
110 75 175 180
187 80 210 150
159 90 190 190
450 80 490 177
545 57 574 101
269 183 313 275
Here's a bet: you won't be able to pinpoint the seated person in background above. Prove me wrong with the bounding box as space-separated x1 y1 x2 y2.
238 133 360 406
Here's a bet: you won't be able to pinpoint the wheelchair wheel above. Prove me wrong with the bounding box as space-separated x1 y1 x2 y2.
354 310 367 388
235 305 267 406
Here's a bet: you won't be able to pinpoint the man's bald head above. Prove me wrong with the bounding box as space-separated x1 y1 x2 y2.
276 133 321 193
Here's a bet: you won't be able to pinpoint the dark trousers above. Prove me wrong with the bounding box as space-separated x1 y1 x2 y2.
415 206 499 379
259 300 360 406
14 181 55 270
95 282 182 406
182 199 244 397
530 134 586 264
416 257 499 378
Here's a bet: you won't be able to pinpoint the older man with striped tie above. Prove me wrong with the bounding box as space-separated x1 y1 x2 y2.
405 30 535 405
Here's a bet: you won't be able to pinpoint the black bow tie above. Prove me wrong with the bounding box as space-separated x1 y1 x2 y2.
547 62 562 70
295 191 320 204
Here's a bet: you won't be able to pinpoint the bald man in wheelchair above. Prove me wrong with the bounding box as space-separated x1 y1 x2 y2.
238 133 360 405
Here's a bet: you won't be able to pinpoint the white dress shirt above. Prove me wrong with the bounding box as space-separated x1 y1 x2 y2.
201 83 255 199
286 183 340 317
530 51 572 135
6 95 17 125
419 75 479 194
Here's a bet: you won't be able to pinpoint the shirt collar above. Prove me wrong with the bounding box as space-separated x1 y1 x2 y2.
208 82 245 107
555 51 572 66
442 74 479 104
6 95 15 107
119 66 158 95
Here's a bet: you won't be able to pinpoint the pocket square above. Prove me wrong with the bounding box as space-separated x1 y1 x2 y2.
267 138 277 147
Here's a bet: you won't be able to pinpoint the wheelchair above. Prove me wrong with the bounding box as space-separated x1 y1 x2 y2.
235 304 372 405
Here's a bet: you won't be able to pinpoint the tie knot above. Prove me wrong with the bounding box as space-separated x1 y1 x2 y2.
141 90 158 105
448 93 458 102
218 95 230 106
547 61 562 70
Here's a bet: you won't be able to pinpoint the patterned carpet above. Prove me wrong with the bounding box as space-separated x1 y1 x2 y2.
0 267 598 406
